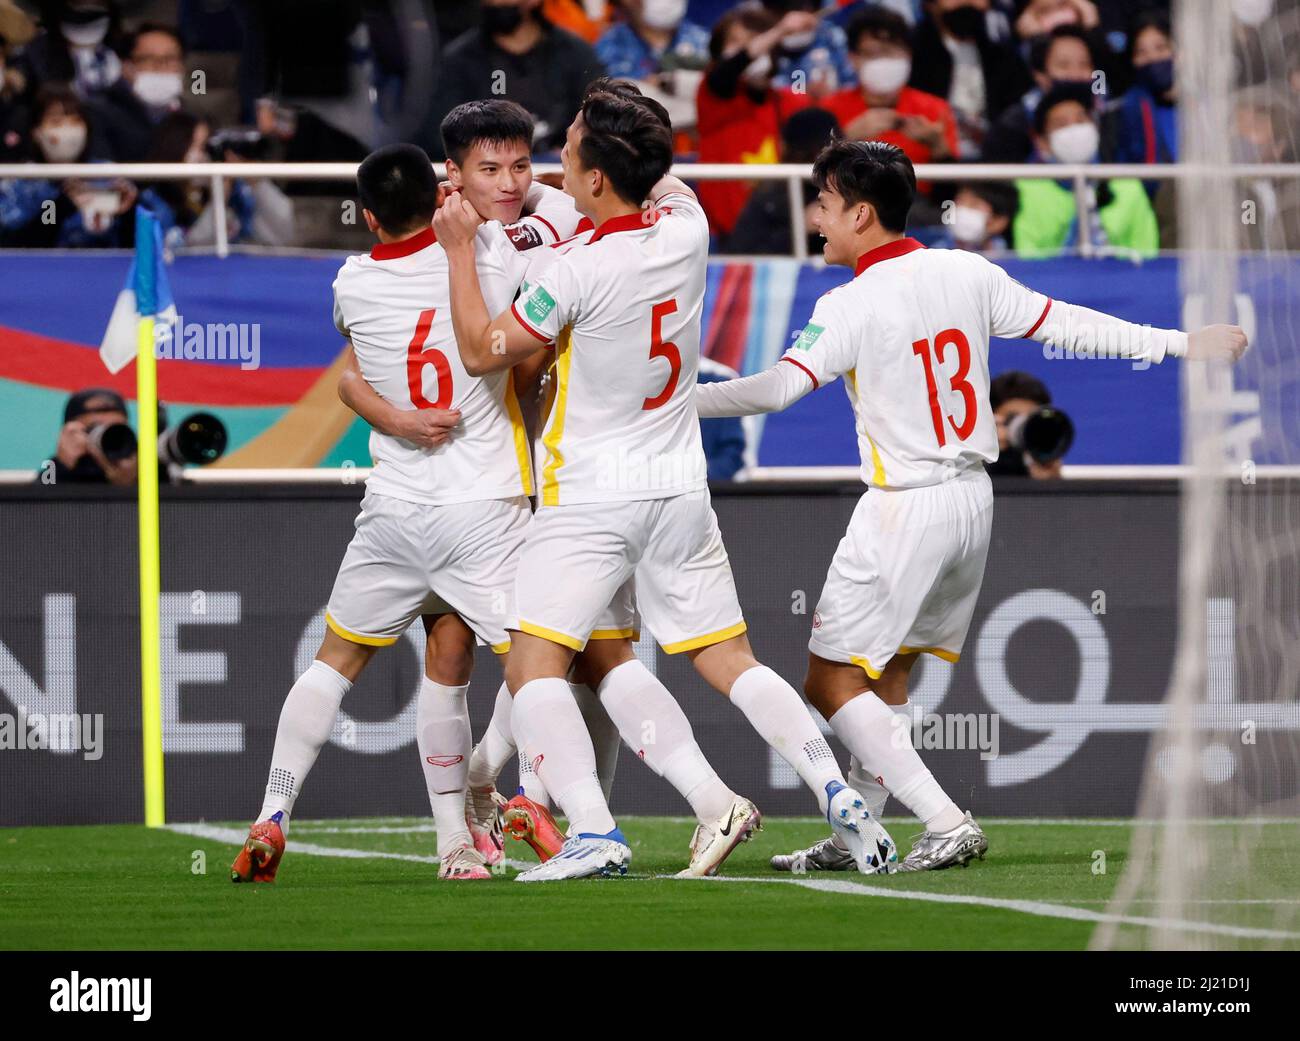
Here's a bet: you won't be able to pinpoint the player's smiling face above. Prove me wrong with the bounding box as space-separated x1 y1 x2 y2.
445 139 533 224
813 182 865 268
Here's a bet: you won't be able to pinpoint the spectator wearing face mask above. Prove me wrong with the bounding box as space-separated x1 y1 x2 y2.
0 84 137 247
1113 11 1177 179
1231 86 1300 253
797 8 957 192
931 180 1016 253
758 0 857 96
908 0 1032 158
19 1 125 97
594 1 711 134
1014 82 1157 258
83 22 187 162
434 0 605 156
695 5 810 237
983 24 1114 163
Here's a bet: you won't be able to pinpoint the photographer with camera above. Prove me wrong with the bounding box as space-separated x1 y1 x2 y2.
46 387 138 485
988 370 1074 479
43 386 228 486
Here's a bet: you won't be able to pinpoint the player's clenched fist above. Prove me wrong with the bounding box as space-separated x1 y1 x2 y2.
432 192 484 248
1187 324 1249 362
395 407 461 449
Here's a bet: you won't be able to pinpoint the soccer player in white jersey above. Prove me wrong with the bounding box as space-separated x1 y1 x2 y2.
696 139 1249 872
437 90 896 881
320 97 763 880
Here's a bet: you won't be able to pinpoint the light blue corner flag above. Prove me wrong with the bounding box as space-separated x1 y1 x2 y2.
99 207 178 374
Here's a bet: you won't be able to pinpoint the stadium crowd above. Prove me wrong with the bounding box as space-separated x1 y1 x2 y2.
0 0 1297 254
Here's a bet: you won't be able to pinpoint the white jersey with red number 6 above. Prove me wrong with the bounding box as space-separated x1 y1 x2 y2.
332 223 535 506
509 191 710 506
781 239 1053 491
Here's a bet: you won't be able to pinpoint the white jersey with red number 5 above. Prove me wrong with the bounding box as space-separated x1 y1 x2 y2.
509 191 710 506
781 238 1053 490
332 223 535 506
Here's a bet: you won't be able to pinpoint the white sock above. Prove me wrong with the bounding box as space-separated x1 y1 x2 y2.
846 700 915 821
467 682 515 790
416 676 472 856
511 678 616 836
257 659 352 832
729 665 843 814
829 692 964 832
518 749 550 807
597 659 735 823
571 681 620 802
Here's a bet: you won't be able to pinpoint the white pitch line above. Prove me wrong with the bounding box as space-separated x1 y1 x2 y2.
698 876 1300 942
290 824 438 835
165 822 532 873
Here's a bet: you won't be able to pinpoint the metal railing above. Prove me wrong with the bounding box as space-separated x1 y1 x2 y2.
3 160 1299 261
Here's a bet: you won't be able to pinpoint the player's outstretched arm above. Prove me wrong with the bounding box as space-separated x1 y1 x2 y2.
695 358 818 418
1186 324 1250 362
434 194 547 376
337 345 460 449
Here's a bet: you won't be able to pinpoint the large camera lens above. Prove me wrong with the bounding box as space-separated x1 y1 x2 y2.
87 421 137 463
160 412 228 466
1010 406 1075 464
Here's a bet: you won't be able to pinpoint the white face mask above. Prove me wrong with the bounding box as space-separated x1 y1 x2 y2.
1232 0 1275 28
782 29 816 51
857 56 911 96
641 0 687 31
950 204 989 245
741 52 772 83
133 70 183 107
62 18 110 48
1048 121 1099 164
36 123 88 162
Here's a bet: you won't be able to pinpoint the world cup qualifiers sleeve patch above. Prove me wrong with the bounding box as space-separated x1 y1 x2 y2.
507 223 545 251
793 323 825 351
523 284 557 326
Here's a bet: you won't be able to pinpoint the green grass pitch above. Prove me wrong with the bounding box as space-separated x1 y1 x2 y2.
2 817 1297 950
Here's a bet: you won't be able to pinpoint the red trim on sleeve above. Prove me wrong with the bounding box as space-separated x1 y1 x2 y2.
510 301 555 346
531 214 560 241
781 355 819 390
1023 298 1053 338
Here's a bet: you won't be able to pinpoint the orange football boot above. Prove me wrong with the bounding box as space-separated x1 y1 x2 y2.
500 790 565 862
230 812 286 883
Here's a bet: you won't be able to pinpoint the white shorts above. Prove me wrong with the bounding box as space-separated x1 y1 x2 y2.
513 489 746 654
327 491 637 653
809 468 993 678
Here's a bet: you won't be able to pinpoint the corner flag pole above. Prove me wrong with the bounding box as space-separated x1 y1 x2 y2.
135 208 165 827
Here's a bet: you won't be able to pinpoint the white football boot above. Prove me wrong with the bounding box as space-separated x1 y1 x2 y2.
676 797 763 878
514 827 631 882
770 834 855 872
825 781 897 875
898 812 987 871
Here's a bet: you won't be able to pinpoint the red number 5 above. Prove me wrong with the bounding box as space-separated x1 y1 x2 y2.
642 299 680 411
407 308 453 409
912 328 977 448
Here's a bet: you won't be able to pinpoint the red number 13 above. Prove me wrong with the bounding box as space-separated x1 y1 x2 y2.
911 328 977 448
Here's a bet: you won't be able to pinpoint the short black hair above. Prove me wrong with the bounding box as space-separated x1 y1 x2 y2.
582 77 673 133
781 106 840 163
127 22 185 58
990 371 1051 410
440 99 535 166
356 143 438 237
845 7 912 53
958 180 1018 220
1029 24 1097 75
575 90 674 206
811 139 915 232
1033 81 1095 135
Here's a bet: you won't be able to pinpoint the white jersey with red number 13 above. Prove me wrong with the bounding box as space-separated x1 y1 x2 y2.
332 223 535 506
781 239 1053 491
510 191 710 506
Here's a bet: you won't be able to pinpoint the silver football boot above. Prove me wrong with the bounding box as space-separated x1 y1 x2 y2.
898 812 988 871
770 834 855 872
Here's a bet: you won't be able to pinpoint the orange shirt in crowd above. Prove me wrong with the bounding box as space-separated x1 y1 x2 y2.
543 0 606 43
